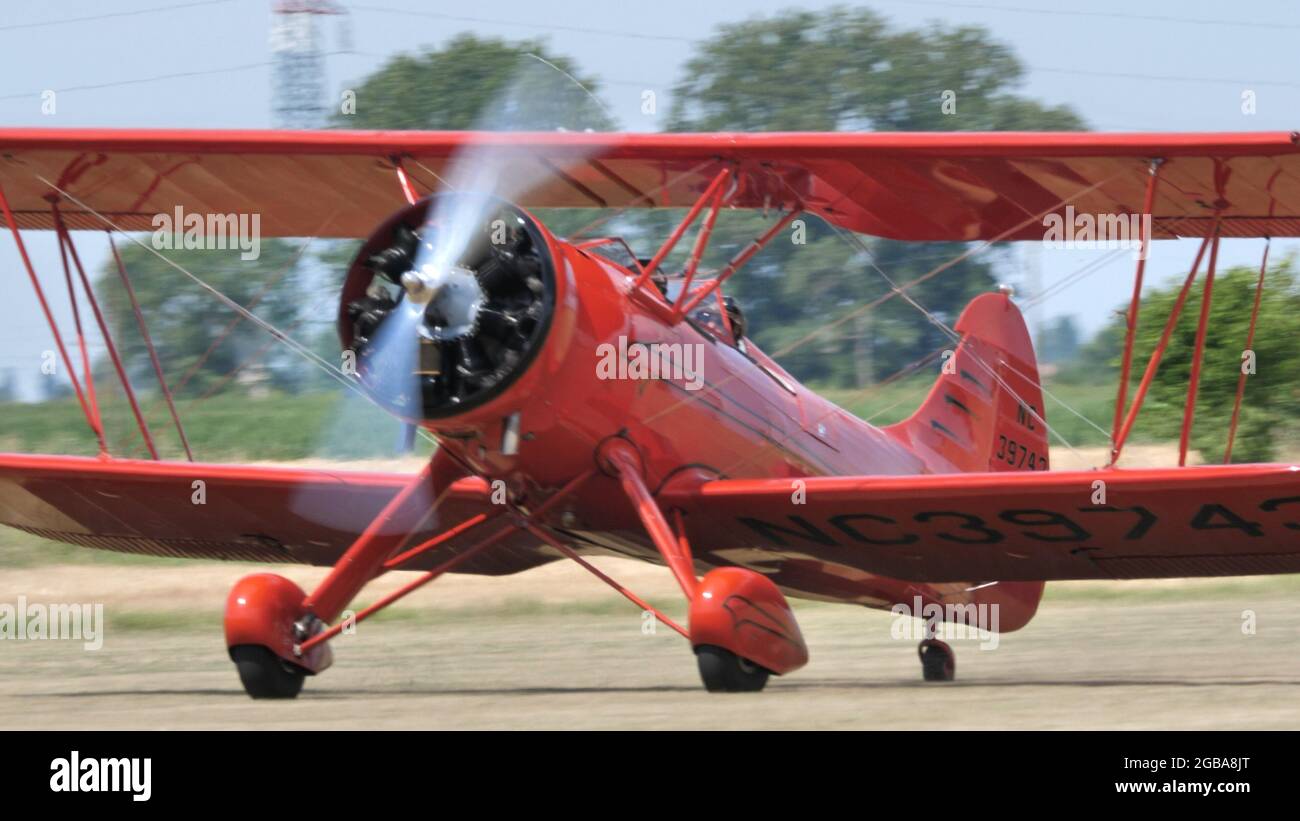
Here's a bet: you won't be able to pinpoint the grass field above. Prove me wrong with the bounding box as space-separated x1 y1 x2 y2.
0 389 431 463
1 370 1166 464
818 374 1179 451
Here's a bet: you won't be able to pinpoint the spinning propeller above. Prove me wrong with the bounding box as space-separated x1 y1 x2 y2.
287 56 605 529
343 195 553 420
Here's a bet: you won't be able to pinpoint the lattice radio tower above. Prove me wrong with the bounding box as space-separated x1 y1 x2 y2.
270 1 347 129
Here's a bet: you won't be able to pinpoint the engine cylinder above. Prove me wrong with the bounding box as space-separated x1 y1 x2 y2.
338 194 558 421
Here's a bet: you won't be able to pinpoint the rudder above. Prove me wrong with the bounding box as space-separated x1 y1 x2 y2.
886 291 1049 474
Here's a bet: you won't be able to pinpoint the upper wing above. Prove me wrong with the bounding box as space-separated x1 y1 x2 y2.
0 453 549 576
661 464 1300 582
1 128 1297 240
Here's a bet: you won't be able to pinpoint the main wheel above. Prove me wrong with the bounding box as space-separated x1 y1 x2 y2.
231 645 307 699
918 639 955 682
695 644 771 692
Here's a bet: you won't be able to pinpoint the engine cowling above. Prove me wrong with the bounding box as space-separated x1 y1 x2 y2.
338 194 558 421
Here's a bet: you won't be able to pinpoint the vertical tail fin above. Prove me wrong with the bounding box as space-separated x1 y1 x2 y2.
886 291 1049 474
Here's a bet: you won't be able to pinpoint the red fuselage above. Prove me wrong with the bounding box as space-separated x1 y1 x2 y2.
408 220 1043 630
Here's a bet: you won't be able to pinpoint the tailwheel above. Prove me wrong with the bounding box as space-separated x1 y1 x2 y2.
918 639 955 682
230 645 307 699
695 644 771 693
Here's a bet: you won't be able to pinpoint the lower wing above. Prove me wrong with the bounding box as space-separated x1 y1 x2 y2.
663 464 1300 582
0 453 548 575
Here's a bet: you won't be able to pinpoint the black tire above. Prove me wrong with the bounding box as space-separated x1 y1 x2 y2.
918 639 955 682
231 645 306 699
695 644 771 692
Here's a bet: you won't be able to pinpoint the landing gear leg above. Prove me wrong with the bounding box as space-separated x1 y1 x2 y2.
224 459 594 700
541 438 808 693
224 458 443 699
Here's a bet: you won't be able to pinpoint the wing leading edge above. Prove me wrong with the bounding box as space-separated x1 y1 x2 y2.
1 128 1298 240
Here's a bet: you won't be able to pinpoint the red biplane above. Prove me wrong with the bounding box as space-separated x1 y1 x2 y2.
1 128 1298 696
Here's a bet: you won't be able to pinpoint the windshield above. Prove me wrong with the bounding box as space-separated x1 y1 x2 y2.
577 237 642 274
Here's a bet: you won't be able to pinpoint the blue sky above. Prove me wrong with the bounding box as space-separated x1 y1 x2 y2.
1 0 1297 400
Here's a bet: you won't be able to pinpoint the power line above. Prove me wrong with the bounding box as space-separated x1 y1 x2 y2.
0 61 272 102
0 0 238 33
0 51 375 103
350 4 695 43
1032 65 1300 91
869 0 1300 31
0 52 658 104
354 0 1300 39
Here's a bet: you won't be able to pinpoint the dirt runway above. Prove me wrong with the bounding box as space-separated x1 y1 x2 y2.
2 560 1299 729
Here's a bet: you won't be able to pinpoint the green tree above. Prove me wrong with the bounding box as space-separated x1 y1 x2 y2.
98 241 309 396
1118 257 1300 462
334 34 615 131
668 9 1081 133
665 7 1085 385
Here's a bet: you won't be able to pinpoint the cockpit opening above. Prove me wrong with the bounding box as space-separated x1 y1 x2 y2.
577 235 750 351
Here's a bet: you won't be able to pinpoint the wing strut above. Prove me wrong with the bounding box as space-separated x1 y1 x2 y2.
625 163 801 326
294 467 595 655
108 234 194 460
1225 239 1271 462
522 523 689 638
1110 223 1218 464
52 202 106 448
1110 159 1162 460
392 157 421 205
676 208 801 317
0 179 199 460
632 166 733 294
505 438 706 640
0 181 106 452
1178 227 1222 466
53 203 160 460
